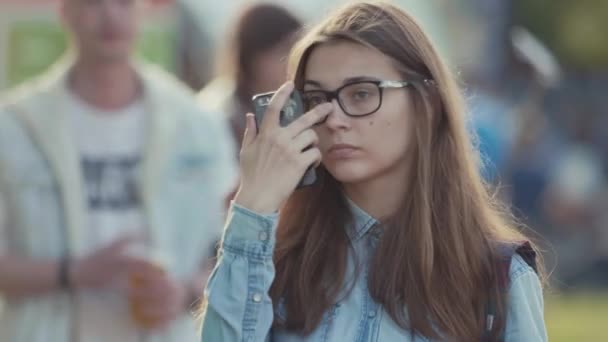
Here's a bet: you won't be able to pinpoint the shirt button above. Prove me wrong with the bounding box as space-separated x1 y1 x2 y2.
368 310 376 318
259 231 269 241
252 293 263 303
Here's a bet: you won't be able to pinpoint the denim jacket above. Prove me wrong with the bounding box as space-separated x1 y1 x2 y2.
201 202 547 342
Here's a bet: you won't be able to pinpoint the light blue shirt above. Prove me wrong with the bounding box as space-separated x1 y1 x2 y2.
202 201 547 342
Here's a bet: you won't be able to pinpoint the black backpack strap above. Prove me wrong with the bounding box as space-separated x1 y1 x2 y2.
513 242 538 273
482 241 537 342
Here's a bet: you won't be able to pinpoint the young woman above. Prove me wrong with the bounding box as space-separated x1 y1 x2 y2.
200 2 547 341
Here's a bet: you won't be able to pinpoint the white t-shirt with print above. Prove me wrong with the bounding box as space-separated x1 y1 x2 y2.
67 88 146 342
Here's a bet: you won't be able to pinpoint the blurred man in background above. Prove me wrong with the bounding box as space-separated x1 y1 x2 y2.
0 0 236 341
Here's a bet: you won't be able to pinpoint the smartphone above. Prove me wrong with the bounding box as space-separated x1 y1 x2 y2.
252 90 317 188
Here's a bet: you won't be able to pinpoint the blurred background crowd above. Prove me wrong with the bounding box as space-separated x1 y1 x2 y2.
0 0 606 341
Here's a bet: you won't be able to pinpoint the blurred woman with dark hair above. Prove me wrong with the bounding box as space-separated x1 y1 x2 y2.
199 3 302 147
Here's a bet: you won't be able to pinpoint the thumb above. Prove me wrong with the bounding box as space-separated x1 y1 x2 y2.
242 113 257 148
104 234 141 254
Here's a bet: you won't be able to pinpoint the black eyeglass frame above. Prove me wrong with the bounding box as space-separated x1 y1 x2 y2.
301 80 423 119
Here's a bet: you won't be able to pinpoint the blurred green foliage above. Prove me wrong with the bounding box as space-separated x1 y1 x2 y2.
514 0 608 69
6 21 176 88
546 292 608 341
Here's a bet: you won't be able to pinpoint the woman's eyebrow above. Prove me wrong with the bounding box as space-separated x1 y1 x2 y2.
304 76 380 89
303 80 323 88
342 76 379 84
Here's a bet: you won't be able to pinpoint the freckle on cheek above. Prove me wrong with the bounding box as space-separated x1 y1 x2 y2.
369 121 374 126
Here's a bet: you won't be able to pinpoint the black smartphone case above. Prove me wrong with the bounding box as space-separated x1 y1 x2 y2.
252 90 317 188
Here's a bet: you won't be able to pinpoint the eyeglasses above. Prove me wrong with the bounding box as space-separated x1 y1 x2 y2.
302 80 415 119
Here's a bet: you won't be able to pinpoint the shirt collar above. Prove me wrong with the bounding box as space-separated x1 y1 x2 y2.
345 197 379 242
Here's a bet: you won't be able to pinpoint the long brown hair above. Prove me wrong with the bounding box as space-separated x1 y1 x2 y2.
269 1 543 341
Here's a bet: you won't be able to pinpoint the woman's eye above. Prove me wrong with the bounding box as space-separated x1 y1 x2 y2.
352 90 370 101
305 94 326 108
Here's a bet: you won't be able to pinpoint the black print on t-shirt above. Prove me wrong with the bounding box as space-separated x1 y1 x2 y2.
82 156 141 210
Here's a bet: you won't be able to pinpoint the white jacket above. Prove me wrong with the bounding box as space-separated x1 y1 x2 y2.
0 58 237 342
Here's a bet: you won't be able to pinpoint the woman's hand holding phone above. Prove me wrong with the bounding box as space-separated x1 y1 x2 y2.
234 82 333 214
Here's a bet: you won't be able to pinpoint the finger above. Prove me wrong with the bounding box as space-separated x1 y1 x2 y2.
133 299 177 319
135 307 170 325
291 129 318 153
142 317 172 331
128 269 171 288
126 257 166 272
103 234 142 254
128 276 174 303
138 312 173 331
128 269 168 290
300 147 323 171
260 82 294 132
129 283 165 301
285 102 333 138
241 113 257 148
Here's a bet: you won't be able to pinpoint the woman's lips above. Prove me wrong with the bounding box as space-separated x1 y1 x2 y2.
327 144 360 159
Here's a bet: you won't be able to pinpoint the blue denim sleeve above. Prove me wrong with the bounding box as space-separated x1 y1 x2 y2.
504 255 548 342
201 203 278 342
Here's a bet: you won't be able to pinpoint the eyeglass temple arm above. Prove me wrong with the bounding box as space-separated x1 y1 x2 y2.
378 79 434 88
